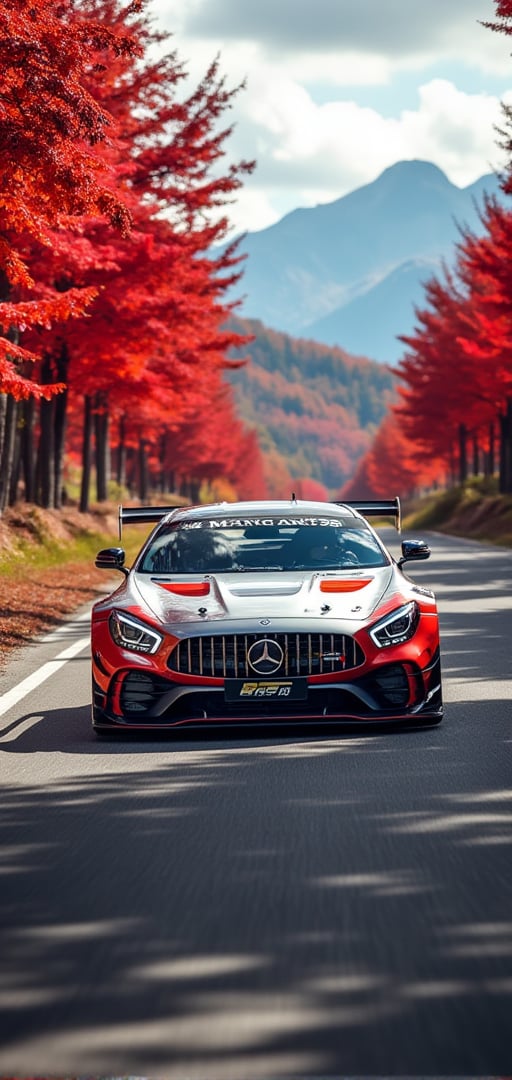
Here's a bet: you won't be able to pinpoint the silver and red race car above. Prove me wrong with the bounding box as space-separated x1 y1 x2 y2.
91 498 443 734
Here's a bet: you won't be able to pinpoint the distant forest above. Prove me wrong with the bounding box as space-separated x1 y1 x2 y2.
228 318 396 495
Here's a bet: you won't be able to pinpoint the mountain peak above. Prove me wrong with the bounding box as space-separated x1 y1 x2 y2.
231 160 501 362
377 159 451 185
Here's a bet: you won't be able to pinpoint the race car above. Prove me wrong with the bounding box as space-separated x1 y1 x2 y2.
91 497 443 734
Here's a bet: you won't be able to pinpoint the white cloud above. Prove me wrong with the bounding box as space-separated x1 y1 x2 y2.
148 1 512 235
220 78 508 234
400 80 509 185
171 0 511 78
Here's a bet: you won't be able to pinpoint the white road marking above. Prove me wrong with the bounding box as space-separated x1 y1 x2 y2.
0 636 90 718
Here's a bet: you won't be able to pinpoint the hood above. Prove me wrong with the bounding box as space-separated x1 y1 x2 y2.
132 567 396 626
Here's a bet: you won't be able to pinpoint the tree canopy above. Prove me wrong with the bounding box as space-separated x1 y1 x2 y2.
343 1 512 499
0 0 266 510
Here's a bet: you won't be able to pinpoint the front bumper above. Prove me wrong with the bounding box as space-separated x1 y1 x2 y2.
92 650 443 731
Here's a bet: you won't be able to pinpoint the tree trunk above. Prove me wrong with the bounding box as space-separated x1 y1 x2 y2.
189 479 201 504
125 446 136 496
138 438 149 502
472 433 479 477
38 398 55 507
53 341 69 509
8 410 22 505
116 414 127 488
20 398 36 503
80 395 93 513
0 395 18 512
499 400 512 494
458 423 468 485
0 272 19 514
0 395 7 480
488 421 495 478
94 395 110 502
37 354 55 508
158 433 167 494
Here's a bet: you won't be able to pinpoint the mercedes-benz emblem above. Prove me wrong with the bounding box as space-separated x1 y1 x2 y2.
247 637 284 675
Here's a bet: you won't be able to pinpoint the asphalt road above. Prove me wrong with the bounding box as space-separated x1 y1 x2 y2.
0 530 511 1079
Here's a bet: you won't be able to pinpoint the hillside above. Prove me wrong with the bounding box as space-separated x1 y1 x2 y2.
228 160 502 364
228 317 395 494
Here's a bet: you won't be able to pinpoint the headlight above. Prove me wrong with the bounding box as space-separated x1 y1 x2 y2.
369 601 419 648
109 611 163 654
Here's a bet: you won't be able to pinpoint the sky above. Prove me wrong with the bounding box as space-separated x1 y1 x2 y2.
150 0 512 235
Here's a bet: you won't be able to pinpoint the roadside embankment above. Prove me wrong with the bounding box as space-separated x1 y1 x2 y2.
403 484 512 547
0 504 127 665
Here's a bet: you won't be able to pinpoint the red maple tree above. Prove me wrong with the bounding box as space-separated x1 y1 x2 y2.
1 0 261 510
0 0 136 400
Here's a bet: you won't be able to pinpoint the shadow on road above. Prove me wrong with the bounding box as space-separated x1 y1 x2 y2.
0 695 510 1077
0 530 511 1077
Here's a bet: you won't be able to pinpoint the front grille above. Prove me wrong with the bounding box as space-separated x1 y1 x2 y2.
168 632 365 678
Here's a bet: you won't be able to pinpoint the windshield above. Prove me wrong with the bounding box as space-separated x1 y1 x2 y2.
137 515 389 574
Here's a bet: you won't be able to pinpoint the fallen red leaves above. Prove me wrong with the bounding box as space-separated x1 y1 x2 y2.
0 560 109 668
0 504 121 669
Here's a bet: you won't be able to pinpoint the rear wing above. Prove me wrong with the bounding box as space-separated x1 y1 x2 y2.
118 496 402 539
337 497 401 532
118 504 184 539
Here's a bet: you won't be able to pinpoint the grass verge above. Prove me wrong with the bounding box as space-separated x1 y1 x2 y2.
0 504 141 579
403 480 512 547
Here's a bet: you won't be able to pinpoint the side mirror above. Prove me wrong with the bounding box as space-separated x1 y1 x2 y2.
398 540 430 568
95 547 128 576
